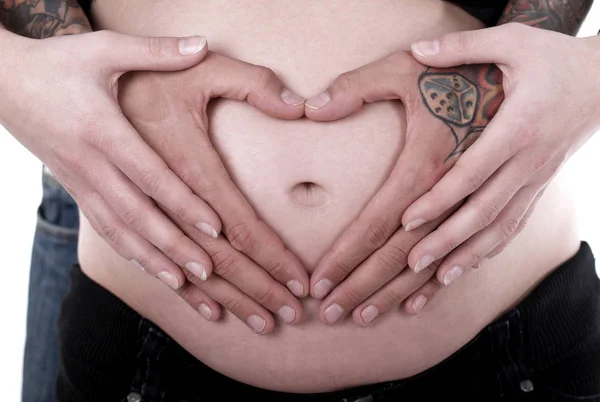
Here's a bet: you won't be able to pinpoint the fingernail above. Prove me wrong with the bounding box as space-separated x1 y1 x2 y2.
414 255 435 273
130 259 145 272
178 35 207 55
198 303 213 320
313 279 333 299
305 91 331 110
196 222 219 239
280 88 305 107
405 218 426 232
444 265 464 286
246 315 266 333
361 305 380 324
277 305 296 323
157 271 180 290
324 304 344 324
185 262 207 281
287 280 305 297
412 295 428 313
411 39 440 57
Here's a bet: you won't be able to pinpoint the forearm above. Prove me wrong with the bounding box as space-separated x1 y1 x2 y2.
497 0 593 34
0 0 91 38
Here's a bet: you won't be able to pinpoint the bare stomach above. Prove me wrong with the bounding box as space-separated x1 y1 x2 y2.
79 0 581 393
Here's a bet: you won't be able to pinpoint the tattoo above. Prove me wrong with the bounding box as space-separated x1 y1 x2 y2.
419 65 504 162
498 0 593 34
0 0 91 38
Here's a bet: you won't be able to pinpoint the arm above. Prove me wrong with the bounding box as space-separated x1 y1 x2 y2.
0 0 91 37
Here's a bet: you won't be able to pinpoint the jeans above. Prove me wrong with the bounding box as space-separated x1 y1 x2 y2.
22 168 79 402
57 242 600 401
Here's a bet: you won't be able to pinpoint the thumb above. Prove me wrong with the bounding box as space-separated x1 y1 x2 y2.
410 24 522 68
98 31 208 73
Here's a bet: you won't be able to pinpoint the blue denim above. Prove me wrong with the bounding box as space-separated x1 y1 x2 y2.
22 168 79 402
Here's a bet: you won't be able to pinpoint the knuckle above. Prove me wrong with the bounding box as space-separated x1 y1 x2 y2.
502 218 520 238
223 296 245 316
475 202 500 229
255 287 277 307
334 70 361 94
442 234 459 253
211 250 240 280
380 288 405 308
377 245 409 275
254 66 276 91
460 167 484 193
122 208 144 233
333 259 354 277
343 287 369 306
138 169 162 197
100 223 120 244
147 36 166 58
161 233 187 261
179 166 217 195
467 245 485 264
227 223 256 253
453 31 475 53
365 219 391 248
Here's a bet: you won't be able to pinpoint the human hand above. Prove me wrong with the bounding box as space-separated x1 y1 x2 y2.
401 23 600 308
119 51 309 333
303 50 504 325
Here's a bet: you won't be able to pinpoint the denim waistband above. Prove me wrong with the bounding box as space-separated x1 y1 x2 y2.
121 242 599 401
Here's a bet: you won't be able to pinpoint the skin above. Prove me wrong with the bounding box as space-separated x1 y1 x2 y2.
0 0 310 330
306 0 594 326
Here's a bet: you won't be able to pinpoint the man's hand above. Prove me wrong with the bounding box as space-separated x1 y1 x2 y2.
119 51 309 334
399 24 600 312
303 50 503 325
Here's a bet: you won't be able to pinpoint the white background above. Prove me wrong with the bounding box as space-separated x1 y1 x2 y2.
2 7 600 400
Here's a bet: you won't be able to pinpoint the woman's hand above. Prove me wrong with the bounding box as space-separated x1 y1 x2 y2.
119 51 309 334
401 23 600 309
0 30 308 332
304 50 503 325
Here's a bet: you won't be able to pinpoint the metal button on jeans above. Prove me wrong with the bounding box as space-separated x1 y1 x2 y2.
520 379 534 392
127 392 142 402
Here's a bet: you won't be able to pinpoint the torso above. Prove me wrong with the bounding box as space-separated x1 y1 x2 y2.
79 0 580 393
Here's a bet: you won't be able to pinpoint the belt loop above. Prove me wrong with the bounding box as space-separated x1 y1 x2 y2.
488 309 530 398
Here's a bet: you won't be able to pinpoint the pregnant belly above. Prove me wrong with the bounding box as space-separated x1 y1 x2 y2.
80 0 581 393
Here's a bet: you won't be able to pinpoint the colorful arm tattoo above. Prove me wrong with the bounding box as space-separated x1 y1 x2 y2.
0 0 91 38
420 0 593 162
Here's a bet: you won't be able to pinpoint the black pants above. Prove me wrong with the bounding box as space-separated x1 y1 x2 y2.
57 242 600 401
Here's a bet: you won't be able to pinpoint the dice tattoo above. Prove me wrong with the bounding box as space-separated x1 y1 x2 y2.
419 72 479 127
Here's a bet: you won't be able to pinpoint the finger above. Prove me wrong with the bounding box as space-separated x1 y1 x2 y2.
98 31 209 72
403 279 443 315
200 52 305 119
165 209 304 325
190 274 276 335
310 147 448 300
89 160 214 281
176 283 223 322
434 185 543 286
410 24 524 67
304 51 423 121
320 214 448 324
402 107 517 232
99 112 221 237
408 154 535 273
353 260 441 325
78 189 184 290
487 186 547 259
164 119 309 298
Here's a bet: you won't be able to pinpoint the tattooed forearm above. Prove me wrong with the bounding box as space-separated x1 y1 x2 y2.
498 0 593 34
0 0 91 38
419 64 504 161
